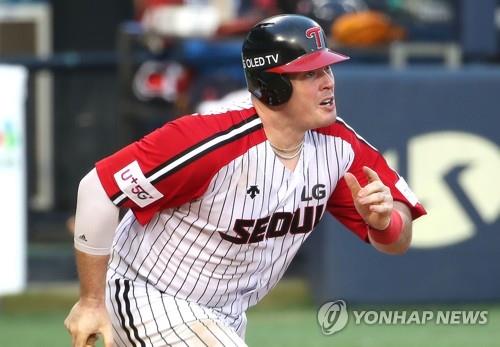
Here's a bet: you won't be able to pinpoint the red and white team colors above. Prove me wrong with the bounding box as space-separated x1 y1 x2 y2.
95 97 425 346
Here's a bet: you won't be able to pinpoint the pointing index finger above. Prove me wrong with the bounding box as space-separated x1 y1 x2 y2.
344 172 361 197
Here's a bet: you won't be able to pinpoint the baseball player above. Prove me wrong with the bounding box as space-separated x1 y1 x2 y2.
65 14 426 347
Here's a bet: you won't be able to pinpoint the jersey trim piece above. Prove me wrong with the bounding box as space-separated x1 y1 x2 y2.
395 176 419 207
114 279 146 347
114 160 164 208
111 115 262 206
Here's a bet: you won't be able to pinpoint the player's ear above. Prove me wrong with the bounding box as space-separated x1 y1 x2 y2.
256 73 293 106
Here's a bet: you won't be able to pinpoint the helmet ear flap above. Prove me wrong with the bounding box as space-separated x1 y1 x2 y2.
257 73 292 106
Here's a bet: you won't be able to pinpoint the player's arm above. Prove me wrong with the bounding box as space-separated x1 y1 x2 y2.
344 166 412 255
64 168 117 347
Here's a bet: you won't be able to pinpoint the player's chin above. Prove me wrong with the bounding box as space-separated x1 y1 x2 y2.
316 108 337 127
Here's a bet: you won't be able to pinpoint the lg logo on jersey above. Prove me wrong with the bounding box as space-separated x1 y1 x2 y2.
301 184 326 201
219 205 326 244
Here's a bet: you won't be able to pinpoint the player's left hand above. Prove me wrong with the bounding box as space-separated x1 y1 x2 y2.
64 299 113 347
344 166 393 230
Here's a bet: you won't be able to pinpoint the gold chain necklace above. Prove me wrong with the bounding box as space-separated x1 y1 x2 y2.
269 138 305 160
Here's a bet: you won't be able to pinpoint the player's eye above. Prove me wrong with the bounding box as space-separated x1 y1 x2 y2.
305 71 316 78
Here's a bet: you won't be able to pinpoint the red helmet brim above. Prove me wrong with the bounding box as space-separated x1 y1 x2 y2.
266 49 349 73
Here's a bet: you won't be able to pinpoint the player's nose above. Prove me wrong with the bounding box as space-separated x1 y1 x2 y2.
320 69 334 90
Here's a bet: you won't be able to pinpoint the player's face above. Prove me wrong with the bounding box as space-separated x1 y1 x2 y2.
285 66 337 130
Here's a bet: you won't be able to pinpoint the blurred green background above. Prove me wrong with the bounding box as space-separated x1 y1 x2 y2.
1 279 499 347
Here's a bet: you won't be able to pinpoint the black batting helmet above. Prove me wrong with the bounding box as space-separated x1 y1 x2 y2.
242 14 349 106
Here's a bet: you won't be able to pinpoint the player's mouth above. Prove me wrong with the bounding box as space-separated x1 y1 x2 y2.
319 97 335 110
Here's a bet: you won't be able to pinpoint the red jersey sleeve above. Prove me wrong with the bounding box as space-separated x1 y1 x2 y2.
95 109 265 225
325 118 426 241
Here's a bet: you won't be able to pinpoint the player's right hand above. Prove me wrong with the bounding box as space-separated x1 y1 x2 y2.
64 299 113 347
344 166 393 231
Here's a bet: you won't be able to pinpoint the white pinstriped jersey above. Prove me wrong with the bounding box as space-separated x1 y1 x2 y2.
96 97 426 331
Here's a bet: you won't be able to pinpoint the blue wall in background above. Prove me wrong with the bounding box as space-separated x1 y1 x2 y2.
307 66 500 304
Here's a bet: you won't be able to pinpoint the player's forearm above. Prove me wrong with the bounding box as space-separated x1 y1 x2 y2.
76 250 110 303
368 201 412 255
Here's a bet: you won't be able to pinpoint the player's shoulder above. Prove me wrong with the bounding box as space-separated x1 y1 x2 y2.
314 116 357 139
314 116 378 151
171 91 258 134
